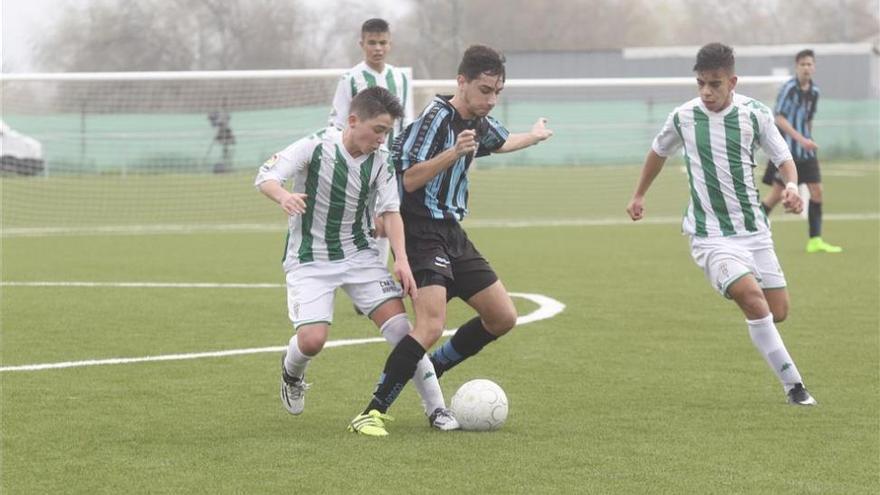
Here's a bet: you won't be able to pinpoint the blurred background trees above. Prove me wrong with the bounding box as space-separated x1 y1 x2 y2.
28 0 880 76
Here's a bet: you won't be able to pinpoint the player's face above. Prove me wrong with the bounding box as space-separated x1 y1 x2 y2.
695 69 737 112
360 31 391 69
347 113 394 155
795 56 815 83
458 72 504 119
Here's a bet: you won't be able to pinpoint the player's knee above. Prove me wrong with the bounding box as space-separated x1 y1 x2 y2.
379 313 411 345
296 329 327 355
772 310 788 323
411 318 445 347
484 308 517 336
770 301 789 323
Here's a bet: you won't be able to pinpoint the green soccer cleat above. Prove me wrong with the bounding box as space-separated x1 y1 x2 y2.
806 237 842 253
348 410 394 437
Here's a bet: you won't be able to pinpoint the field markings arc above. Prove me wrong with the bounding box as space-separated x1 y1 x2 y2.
0 291 565 373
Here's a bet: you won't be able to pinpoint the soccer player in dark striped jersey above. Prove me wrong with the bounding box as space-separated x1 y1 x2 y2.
627 43 817 406
348 45 553 436
760 49 842 253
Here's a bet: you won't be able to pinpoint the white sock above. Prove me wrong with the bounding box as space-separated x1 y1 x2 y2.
746 314 803 392
283 334 313 380
381 314 446 414
375 236 390 268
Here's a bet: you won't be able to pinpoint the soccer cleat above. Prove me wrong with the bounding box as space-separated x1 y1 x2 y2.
428 407 460 431
348 409 394 437
787 383 818 406
280 357 310 415
806 237 842 253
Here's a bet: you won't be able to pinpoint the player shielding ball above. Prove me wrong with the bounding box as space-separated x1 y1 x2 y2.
626 43 817 406
255 87 458 431
347 45 553 436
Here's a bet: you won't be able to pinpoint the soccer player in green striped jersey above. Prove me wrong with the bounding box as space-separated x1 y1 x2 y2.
627 43 818 406
256 87 459 431
329 19 415 271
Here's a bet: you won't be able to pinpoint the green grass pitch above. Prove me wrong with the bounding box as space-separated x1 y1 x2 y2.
1 163 878 493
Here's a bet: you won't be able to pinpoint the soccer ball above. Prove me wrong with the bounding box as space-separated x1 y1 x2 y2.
450 379 509 431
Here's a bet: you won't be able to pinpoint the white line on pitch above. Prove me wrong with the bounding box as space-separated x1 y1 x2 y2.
2 212 877 237
0 281 285 288
0 292 565 372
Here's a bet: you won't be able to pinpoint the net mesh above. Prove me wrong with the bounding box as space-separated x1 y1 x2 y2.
2 71 863 234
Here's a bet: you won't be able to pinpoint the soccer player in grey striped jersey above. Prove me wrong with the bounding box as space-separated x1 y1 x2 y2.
348 45 553 436
256 87 459 430
329 18 415 271
627 43 818 406
760 49 842 254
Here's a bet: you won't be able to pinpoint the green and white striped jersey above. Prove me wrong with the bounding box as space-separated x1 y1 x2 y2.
652 92 793 238
328 62 413 147
255 126 399 265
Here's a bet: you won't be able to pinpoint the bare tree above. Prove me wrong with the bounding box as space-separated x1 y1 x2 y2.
35 0 332 71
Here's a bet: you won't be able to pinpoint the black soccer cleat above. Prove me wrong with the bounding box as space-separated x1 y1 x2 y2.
786 383 817 406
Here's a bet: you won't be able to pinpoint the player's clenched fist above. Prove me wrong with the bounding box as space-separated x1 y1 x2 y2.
454 129 477 157
280 192 308 215
626 196 645 221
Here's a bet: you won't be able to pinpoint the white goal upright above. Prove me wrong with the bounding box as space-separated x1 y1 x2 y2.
1 70 786 235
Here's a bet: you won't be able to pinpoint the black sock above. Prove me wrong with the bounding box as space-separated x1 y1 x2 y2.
364 334 424 414
808 200 822 238
430 317 498 379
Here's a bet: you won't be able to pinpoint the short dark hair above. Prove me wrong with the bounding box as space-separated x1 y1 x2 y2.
795 49 815 62
693 43 735 73
361 18 389 36
350 86 403 121
457 45 506 82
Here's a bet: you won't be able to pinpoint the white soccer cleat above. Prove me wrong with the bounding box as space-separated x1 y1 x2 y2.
428 407 461 431
280 358 310 415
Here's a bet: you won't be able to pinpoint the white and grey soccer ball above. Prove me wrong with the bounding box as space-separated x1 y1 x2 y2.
450 379 509 431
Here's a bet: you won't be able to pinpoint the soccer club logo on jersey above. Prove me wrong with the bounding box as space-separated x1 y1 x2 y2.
263 154 280 168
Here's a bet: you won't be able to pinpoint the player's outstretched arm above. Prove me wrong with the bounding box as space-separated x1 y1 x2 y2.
258 180 308 216
776 160 804 214
626 149 667 221
381 211 417 300
497 118 553 153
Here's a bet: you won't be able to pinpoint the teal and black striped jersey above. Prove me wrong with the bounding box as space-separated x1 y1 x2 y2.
774 77 819 161
652 93 793 238
255 126 399 265
393 95 509 221
329 62 413 149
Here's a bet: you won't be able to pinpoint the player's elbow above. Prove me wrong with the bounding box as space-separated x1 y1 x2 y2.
402 173 420 193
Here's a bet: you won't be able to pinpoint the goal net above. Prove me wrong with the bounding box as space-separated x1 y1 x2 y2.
1 71 791 234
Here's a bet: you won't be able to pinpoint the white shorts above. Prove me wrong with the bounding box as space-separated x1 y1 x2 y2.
285 250 402 328
689 232 786 298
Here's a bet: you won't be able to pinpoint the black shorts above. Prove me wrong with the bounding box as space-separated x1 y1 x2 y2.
403 215 498 301
761 157 821 186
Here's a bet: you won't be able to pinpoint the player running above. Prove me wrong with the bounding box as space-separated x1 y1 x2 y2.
626 43 818 406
